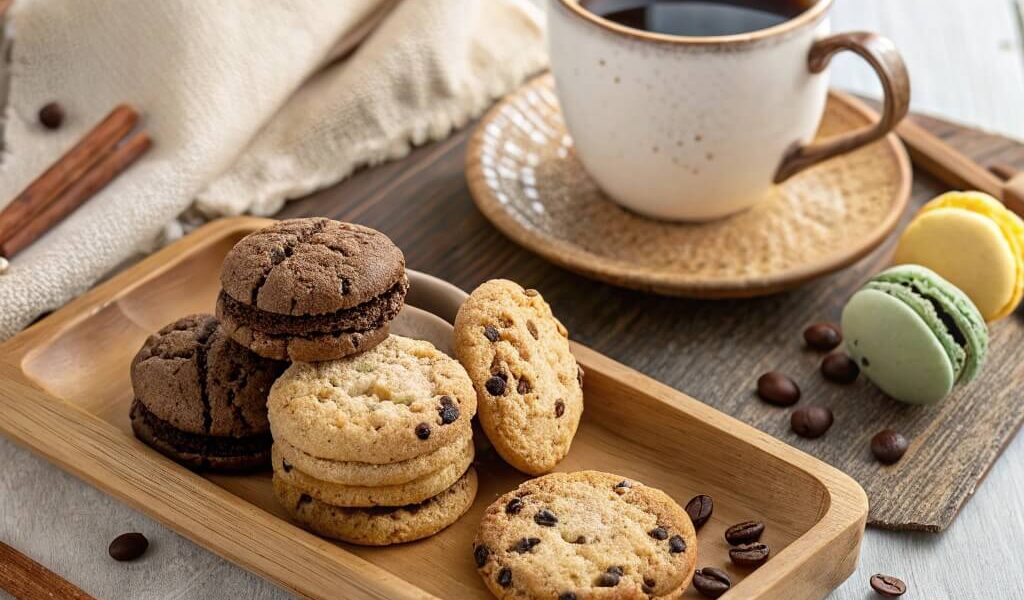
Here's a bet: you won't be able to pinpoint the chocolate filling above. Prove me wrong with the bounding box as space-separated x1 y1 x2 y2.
131 399 271 457
219 278 407 337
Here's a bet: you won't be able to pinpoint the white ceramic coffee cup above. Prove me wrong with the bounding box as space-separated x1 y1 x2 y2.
547 0 910 221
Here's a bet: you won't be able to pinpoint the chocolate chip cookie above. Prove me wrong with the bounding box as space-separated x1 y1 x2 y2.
474 471 697 600
455 280 583 475
217 218 408 361
130 314 287 471
268 335 476 463
275 467 478 546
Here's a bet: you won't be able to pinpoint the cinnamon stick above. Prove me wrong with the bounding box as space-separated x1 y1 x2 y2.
1 131 152 258
895 118 1005 198
0 104 138 245
0 540 96 600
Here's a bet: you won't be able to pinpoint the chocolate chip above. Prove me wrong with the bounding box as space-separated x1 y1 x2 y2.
803 323 842 351
534 508 558 527
506 497 524 515
821 353 859 383
861 356 871 367
725 521 765 545
869 574 907 597
693 567 731 598
729 542 770 568
415 422 431 440
512 537 541 553
281 459 293 473
607 566 624 576
497 567 513 588
524 288 539 296
38 102 65 130
517 379 532 394
685 494 713 529
791 405 834 438
756 372 800 406
555 400 565 417
577 365 584 388
871 429 909 464
642 578 656 594
474 544 490 567
668 535 686 553
614 480 631 489
573 535 587 544
558 594 577 600
297 494 312 508
438 397 460 425
597 569 621 587
485 375 507 396
484 325 501 342
108 532 148 561
649 526 668 540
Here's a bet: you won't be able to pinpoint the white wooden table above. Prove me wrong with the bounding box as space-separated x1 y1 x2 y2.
3 1 1024 599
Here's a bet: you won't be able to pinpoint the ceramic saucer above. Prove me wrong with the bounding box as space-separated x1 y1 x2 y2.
466 74 911 298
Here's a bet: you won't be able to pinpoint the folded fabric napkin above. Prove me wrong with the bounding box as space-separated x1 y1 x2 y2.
0 0 546 340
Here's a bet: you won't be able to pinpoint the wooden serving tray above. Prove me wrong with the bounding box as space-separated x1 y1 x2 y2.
0 217 867 599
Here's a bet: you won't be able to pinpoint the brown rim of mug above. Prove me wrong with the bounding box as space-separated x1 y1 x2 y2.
554 0 835 46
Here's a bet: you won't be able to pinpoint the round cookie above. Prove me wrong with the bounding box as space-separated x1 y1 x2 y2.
455 280 583 475
274 432 474 487
271 442 473 507
474 471 697 600
275 467 478 546
268 335 476 463
129 314 287 471
217 218 408 361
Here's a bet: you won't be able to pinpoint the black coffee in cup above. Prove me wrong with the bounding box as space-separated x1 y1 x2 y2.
581 0 814 36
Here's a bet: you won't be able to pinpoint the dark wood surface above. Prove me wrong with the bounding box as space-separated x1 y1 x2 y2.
277 111 1024 532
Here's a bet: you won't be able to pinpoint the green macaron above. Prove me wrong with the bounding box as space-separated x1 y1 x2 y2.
841 265 988 405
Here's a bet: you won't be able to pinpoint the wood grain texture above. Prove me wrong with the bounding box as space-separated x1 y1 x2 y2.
0 540 96 600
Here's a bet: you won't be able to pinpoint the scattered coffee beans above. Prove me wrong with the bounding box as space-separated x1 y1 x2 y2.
869 573 907 597
729 542 771 568
724 520 764 544
803 323 842 351
38 102 65 130
756 372 800 406
791 405 833 438
108 532 148 561
821 353 859 383
685 494 714 529
871 430 909 465
692 567 731 598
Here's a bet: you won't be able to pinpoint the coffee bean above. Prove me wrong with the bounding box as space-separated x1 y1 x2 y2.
518 379 532 394
438 396 459 424
485 374 507 396
804 323 842 351
497 567 513 588
756 372 800 406
512 537 541 553
724 521 765 544
871 429 909 465
729 542 770 568
649 526 668 540
791 405 834 438
668 535 686 553
484 325 501 342
108 532 148 562
685 494 713 529
534 508 558 527
555 400 565 417
414 422 431 440
38 102 65 130
474 544 490 567
558 593 577 600
527 319 539 339
692 567 731 598
821 353 859 383
506 497 524 515
869 574 907 597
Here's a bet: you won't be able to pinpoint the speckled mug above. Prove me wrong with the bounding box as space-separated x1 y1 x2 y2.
547 0 910 221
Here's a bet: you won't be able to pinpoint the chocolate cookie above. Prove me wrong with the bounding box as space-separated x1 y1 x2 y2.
217 218 408 361
130 314 287 471
455 280 583 475
474 471 697 600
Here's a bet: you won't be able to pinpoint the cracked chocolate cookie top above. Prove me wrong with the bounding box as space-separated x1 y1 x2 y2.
220 218 406 316
130 314 287 437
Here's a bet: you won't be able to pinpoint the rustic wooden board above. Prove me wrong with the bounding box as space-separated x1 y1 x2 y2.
277 111 1024 532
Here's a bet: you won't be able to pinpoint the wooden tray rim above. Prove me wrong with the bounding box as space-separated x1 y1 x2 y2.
0 217 869 599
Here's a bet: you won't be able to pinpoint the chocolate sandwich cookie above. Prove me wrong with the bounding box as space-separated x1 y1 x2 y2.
217 218 408 362
130 314 286 471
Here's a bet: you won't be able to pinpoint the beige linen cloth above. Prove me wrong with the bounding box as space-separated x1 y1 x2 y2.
0 0 546 340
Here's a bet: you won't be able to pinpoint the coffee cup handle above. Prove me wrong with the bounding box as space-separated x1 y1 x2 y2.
774 32 910 183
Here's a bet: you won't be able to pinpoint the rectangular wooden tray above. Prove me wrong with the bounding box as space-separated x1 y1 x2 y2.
0 217 868 599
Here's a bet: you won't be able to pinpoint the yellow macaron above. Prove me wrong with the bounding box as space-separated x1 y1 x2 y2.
893 191 1024 321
